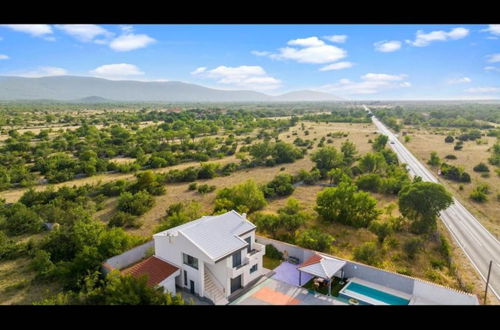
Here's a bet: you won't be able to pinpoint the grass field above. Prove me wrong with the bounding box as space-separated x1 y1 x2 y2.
400 127 500 239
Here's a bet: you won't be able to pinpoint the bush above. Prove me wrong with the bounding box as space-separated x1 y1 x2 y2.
473 163 489 172
368 221 393 243
214 180 267 214
263 173 295 198
108 211 142 229
444 135 454 143
470 184 490 203
356 173 382 193
265 244 283 260
188 182 197 191
444 154 457 160
353 242 381 266
295 229 335 252
403 238 423 260
117 191 155 216
197 184 216 194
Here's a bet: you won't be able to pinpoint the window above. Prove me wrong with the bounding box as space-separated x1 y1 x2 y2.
250 264 258 274
184 270 188 286
232 251 242 268
183 253 199 270
245 237 251 253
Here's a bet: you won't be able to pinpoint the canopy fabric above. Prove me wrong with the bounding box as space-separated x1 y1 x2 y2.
297 254 346 280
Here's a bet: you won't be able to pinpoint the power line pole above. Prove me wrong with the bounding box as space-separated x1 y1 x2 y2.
483 260 493 305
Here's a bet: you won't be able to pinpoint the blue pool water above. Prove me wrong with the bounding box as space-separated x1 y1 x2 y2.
342 282 409 305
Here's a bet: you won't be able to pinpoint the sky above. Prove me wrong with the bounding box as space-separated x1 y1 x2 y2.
0 24 499 100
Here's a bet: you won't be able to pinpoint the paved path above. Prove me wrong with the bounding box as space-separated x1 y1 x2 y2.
364 105 500 301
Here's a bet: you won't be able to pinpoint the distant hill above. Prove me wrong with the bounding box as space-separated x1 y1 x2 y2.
0 75 340 103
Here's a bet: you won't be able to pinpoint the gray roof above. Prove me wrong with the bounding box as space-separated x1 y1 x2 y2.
298 255 346 279
154 210 256 261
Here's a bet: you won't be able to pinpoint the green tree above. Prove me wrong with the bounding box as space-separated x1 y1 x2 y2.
398 182 453 234
427 152 441 166
368 221 393 243
311 146 344 178
295 229 334 252
340 140 358 166
117 191 155 216
315 182 380 228
358 152 387 174
263 173 295 198
372 134 389 151
353 242 381 266
214 179 267 213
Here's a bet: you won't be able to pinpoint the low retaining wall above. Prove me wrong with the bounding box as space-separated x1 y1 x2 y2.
102 240 154 274
256 235 478 305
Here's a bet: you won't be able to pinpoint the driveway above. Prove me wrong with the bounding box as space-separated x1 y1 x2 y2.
271 261 313 287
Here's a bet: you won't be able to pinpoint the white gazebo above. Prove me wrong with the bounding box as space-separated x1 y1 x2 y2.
297 254 347 296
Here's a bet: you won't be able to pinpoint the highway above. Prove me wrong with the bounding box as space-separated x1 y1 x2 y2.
364 105 500 301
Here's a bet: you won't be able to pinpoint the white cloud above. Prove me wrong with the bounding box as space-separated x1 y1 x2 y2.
448 77 471 84
255 36 347 64
323 35 347 43
0 54 9 60
484 66 500 73
1 24 53 40
482 24 500 36
55 24 113 43
251 50 271 56
374 40 402 52
487 53 500 63
318 73 410 95
193 65 281 91
191 67 207 75
13 66 67 77
287 36 325 47
465 87 500 93
406 27 469 47
109 33 156 52
319 61 354 71
90 63 144 79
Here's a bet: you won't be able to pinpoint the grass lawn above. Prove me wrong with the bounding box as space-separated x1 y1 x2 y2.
263 256 282 270
302 277 347 297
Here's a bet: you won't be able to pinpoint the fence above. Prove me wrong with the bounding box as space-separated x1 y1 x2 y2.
102 240 154 274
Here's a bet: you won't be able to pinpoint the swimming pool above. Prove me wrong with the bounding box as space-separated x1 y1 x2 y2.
339 281 410 305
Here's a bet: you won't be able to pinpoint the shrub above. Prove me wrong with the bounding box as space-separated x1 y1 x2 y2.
214 180 267 213
444 154 457 160
473 163 489 172
108 211 142 229
356 173 382 193
295 229 335 252
444 135 454 143
470 184 490 203
265 244 283 260
197 184 216 194
403 238 423 260
188 182 197 191
368 221 393 243
117 191 155 216
353 242 381 266
263 173 295 198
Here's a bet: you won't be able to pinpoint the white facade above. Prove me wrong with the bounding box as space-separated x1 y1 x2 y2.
153 211 265 304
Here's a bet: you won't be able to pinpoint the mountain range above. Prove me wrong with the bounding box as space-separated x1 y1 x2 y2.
0 76 342 102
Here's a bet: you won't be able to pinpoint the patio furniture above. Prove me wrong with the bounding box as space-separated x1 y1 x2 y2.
288 256 300 264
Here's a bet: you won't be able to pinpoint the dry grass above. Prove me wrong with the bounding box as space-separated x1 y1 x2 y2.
0 257 63 305
400 127 500 238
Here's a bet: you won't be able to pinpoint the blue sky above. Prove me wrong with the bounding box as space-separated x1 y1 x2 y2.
0 24 499 99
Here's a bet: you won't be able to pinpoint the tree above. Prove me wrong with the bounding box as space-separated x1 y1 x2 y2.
356 173 382 192
252 213 281 236
108 211 142 229
117 191 155 216
1 203 43 236
295 229 334 252
156 202 202 232
315 182 380 228
359 152 387 174
328 168 352 185
372 134 389 151
368 221 393 243
132 171 165 196
341 140 358 166
214 179 267 213
398 182 453 234
311 146 344 177
427 152 441 166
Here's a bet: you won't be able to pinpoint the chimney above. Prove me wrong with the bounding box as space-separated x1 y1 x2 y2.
242 213 247 219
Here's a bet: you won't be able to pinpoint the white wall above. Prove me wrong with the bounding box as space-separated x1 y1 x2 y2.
413 280 479 305
159 270 180 295
154 233 210 297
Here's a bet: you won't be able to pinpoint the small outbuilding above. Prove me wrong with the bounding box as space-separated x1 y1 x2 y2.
297 254 346 296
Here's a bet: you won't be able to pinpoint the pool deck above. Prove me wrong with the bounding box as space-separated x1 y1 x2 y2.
339 277 412 305
230 277 348 305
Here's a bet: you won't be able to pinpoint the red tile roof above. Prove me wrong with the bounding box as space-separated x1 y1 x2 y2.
298 254 322 269
121 256 179 287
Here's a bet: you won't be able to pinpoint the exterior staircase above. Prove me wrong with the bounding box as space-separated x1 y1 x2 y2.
204 271 228 305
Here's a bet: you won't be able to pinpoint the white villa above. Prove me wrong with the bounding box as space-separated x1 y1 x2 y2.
122 210 265 304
